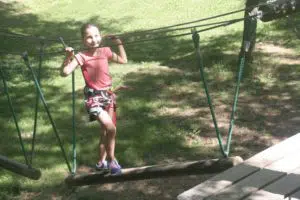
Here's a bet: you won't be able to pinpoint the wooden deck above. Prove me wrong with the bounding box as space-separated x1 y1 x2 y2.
177 133 300 200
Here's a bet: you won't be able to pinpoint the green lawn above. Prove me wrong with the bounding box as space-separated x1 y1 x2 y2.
0 0 300 199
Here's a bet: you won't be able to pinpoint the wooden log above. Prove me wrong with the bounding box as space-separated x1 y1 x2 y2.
65 156 243 186
0 155 41 180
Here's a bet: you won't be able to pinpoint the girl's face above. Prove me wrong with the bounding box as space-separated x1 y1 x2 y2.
83 26 102 49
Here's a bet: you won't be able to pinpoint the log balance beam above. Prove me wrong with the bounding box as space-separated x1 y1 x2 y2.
0 155 41 180
65 156 243 186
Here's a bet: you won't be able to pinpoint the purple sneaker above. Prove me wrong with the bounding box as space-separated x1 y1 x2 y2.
95 160 108 172
108 159 122 174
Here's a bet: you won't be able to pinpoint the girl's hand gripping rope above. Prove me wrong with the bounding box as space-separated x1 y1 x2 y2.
64 47 75 58
106 35 123 46
105 34 127 64
61 47 75 68
59 37 74 59
59 37 77 76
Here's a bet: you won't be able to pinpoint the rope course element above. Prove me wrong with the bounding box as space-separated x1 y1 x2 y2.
1 0 293 45
114 9 246 37
187 0 300 158
0 155 41 180
59 37 77 174
1 0 298 57
0 6 256 56
0 65 42 180
30 39 45 165
0 8 246 43
0 66 29 166
0 41 74 179
191 29 241 158
0 0 295 45
65 156 243 186
22 52 72 173
0 17 247 57
119 18 247 46
1 0 298 56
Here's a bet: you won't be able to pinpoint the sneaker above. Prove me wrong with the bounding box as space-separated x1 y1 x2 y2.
95 160 108 172
108 159 122 175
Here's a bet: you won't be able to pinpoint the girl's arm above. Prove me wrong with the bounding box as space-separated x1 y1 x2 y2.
60 47 79 76
111 38 128 64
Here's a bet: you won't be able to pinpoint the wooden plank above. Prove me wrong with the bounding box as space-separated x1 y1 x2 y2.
245 133 300 168
208 169 285 200
177 163 260 200
243 167 300 200
204 148 300 200
264 150 300 172
65 157 243 186
177 133 300 200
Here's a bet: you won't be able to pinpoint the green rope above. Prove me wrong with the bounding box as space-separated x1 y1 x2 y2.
225 53 245 155
0 66 29 166
71 72 76 174
22 52 72 173
30 40 45 165
59 37 77 174
191 30 227 157
191 29 246 157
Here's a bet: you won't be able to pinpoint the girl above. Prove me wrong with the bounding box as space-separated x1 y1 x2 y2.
61 23 127 174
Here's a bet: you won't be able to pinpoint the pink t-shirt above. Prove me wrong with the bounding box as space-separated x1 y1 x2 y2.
74 47 113 90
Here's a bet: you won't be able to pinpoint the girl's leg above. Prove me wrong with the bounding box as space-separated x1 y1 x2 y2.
98 124 107 163
97 109 116 161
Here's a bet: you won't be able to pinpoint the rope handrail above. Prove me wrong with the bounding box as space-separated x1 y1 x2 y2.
123 18 245 46
0 0 280 44
117 17 246 39
0 0 289 46
113 8 246 37
0 16 246 56
0 8 246 43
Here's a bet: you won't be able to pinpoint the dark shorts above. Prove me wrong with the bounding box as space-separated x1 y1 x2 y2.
84 87 117 124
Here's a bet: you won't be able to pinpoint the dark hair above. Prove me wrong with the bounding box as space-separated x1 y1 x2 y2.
80 23 99 38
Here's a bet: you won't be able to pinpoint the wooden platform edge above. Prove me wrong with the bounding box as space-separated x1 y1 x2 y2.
0 155 41 180
177 133 300 200
65 156 243 186
177 163 260 200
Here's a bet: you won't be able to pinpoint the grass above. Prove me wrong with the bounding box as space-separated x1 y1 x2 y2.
1 0 300 199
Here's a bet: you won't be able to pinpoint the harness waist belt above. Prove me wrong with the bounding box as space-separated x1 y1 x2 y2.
84 86 112 96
